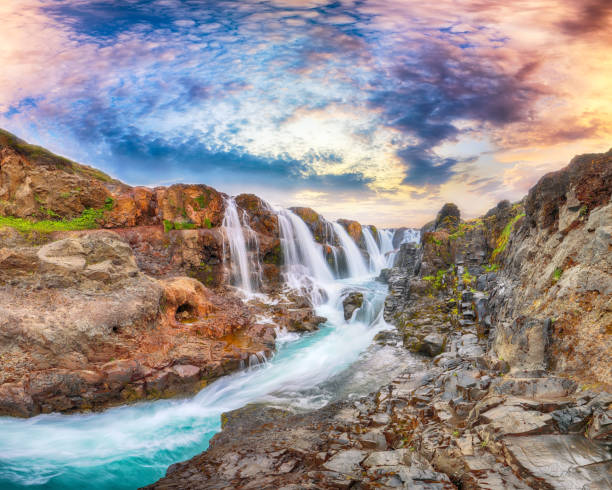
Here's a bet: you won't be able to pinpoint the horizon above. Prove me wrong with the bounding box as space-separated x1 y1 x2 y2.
1 0 611 227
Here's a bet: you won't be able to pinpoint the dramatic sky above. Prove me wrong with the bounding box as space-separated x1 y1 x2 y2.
1 1 611 226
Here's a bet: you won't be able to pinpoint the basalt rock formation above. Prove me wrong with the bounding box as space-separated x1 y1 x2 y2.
151 149 612 489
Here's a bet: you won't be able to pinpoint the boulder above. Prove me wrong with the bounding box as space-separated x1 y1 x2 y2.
503 434 612 489
419 333 446 357
342 291 364 320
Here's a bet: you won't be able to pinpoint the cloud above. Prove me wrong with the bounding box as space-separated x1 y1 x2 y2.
369 40 544 186
558 0 612 37
0 0 610 226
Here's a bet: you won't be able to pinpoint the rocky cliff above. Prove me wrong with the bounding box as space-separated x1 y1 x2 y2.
150 149 612 489
0 130 329 415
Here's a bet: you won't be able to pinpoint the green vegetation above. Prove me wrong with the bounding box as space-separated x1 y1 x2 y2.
423 267 455 291
491 212 525 261
204 217 212 229
462 270 475 286
427 235 442 246
60 191 71 199
552 267 563 283
40 206 60 218
104 197 115 210
0 207 106 233
163 219 197 232
579 205 588 217
483 263 499 272
194 190 214 209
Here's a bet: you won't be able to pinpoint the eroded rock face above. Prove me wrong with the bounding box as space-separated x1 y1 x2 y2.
155 184 225 229
0 135 113 220
489 150 612 384
0 230 277 416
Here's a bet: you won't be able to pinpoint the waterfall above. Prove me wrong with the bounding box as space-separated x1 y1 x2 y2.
377 229 396 268
362 226 386 275
0 206 401 490
276 208 335 304
400 228 420 244
222 197 261 295
331 222 369 278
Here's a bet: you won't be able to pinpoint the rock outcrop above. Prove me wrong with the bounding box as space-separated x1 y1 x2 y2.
0 129 345 416
0 229 279 416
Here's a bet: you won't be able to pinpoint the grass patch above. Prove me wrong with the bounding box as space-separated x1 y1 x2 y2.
552 267 563 283
427 235 442 246
163 220 197 232
483 263 499 272
104 197 115 210
0 208 105 233
491 213 525 261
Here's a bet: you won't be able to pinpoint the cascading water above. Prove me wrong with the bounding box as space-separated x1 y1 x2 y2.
362 226 386 275
276 208 335 304
222 197 262 295
0 209 405 490
331 222 369 278
399 228 420 245
377 228 396 268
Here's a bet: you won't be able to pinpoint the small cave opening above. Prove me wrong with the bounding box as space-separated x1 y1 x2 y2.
111 325 121 334
175 302 198 323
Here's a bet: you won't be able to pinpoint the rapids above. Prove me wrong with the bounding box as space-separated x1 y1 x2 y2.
0 205 408 490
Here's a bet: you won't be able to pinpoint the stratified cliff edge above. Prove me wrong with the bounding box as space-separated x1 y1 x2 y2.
149 150 611 489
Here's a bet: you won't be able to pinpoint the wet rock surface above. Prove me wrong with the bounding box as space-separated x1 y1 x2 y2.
342 291 364 320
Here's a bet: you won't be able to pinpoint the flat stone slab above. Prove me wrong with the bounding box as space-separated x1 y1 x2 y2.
504 434 612 489
322 449 367 475
481 404 553 436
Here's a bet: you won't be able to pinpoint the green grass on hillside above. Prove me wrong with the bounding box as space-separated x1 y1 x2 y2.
491 212 525 260
0 129 115 183
0 208 105 233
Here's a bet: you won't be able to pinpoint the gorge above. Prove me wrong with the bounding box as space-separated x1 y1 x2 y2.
0 130 611 489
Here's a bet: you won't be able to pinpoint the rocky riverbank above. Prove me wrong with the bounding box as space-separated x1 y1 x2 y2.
0 130 343 416
150 149 611 489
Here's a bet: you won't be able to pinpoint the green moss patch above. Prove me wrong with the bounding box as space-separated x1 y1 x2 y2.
491 213 525 261
0 207 106 233
163 220 197 232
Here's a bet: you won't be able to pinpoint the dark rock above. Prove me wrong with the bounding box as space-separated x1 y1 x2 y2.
419 333 446 357
342 291 364 320
435 203 460 231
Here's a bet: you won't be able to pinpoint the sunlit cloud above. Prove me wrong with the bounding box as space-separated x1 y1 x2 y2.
0 0 610 226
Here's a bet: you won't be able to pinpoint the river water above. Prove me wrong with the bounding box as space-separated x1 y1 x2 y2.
0 207 417 489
